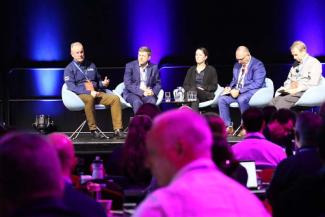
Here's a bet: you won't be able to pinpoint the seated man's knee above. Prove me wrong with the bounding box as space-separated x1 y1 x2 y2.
81 95 95 104
132 99 143 108
218 96 228 104
111 95 120 102
146 97 156 104
237 96 249 105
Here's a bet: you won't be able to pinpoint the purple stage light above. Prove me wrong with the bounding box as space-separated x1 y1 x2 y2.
289 0 324 56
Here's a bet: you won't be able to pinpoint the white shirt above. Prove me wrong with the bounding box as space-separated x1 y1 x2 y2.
283 54 322 91
133 158 270 217
236 57 252 89
139 64 148 90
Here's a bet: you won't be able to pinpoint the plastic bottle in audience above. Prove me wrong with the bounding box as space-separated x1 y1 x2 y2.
92 156 104 180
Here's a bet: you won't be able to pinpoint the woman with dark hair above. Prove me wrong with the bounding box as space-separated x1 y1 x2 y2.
204 112 248 186
122 115 152 186
105 115 153 188
183 47 219 111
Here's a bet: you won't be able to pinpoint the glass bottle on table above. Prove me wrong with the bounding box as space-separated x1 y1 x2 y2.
91 156 104 180
165 91 171 102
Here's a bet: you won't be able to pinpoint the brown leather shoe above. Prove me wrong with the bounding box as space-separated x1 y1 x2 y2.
226 126 234 135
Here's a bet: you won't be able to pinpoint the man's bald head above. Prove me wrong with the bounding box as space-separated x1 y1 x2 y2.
236 46 251 65
146 109 213 186
236 46 250 54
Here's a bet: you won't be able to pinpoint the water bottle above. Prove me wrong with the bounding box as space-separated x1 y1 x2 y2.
178 87 185 102
91 156 104 180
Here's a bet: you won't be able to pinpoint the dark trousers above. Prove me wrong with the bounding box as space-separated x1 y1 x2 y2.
271 91 304 110
126 93 157 113
218 90 255 126
189 89 214 111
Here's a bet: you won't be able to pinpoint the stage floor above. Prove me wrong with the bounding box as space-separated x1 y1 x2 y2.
65 132 125 154
65 132 243 155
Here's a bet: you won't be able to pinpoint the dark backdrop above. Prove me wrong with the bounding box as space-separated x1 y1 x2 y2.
2 0 325 70
1 0 325 129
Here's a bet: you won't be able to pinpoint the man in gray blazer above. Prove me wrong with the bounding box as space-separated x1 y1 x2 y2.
272 41 322 109
123 46 161 113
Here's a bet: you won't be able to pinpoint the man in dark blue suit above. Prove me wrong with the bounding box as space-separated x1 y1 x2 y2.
123 46 161 113
218 46 266 133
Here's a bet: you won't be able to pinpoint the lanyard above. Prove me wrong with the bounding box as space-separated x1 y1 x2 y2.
73 62 90 80
237 66 246 89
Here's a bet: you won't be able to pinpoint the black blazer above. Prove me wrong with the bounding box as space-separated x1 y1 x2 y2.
183 65 218 92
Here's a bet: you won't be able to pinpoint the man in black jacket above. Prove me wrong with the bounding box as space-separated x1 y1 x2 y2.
266 112 323 216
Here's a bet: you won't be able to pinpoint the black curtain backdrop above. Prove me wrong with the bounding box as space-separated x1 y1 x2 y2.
4 0 322 69
1 0 325 100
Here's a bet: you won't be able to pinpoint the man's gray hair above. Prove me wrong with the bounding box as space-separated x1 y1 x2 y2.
290 40 307 52
70 41 83 50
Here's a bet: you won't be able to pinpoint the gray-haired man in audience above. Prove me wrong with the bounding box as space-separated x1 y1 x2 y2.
134 109 270 217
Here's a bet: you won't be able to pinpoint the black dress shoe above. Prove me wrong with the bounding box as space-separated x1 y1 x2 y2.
91 130 105 139
113 129 126 139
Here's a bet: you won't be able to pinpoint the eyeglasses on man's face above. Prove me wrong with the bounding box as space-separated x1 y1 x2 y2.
236 54 249 62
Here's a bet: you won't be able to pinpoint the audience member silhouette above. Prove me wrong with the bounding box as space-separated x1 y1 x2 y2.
266 112 323 216
106 115 153 188
48 133 107 217
204 112 248 185
135 103 161 120
232 108 286 168
263 108 296 156
0 132 77 217
262 105 277 125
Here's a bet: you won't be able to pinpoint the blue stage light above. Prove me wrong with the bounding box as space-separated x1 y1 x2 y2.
34 68 62 96
127 0 172 64
25 0 64 61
